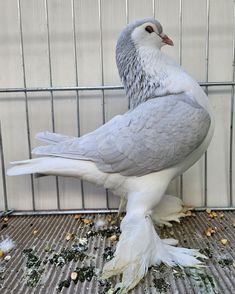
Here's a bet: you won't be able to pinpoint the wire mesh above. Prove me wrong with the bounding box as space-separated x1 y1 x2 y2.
0 0 234 214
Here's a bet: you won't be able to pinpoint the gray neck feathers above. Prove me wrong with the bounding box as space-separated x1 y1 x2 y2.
116 18 162 109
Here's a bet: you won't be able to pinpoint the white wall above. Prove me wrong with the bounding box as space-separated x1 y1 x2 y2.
0 0 234 211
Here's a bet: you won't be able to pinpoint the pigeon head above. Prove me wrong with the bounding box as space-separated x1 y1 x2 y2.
116 18 174 109
131 20 173 49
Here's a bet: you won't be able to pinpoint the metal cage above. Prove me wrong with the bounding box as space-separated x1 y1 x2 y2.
0 0 235 215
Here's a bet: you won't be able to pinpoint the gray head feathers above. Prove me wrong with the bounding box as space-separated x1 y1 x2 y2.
116 18 162 78
116 18 164 109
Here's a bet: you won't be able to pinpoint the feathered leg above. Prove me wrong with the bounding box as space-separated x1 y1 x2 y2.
151 194 193 227
102 172 205 293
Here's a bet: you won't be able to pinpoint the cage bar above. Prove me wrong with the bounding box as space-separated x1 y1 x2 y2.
98 0 110 209
0 82 234 94
0 1 234 214
204 0 210 206
125 0 129 24
71 0 85 209
0 121 8 211
229 0 235 207
152 0 155 18
44 0 61 210
17 0 35 211
179 0 183 200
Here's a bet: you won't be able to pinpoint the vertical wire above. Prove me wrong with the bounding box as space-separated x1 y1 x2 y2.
125 0 129 25
0 121 8 211
98 0 109 209
152 0 155 18
179 0 183 200
204 0 210 207
229 0 235 206
44 0 60 210
17 0 35 211
125 0 130 109
71 0 85 209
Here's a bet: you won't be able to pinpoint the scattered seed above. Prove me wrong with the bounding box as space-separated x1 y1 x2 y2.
71 272 78 281
109 235 117 242
106 214 113 222
3 217 9 222
205 227 216 237
4 255 11 261
0 250 5 258
185 210 192 216
220 239 228 245
33 230 38 235
66 233 73 241
83 219 92 225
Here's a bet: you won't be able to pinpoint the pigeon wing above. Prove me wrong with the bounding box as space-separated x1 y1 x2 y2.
33 93 211 176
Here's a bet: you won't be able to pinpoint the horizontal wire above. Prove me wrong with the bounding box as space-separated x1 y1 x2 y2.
0 81 234 93
8 206 235 216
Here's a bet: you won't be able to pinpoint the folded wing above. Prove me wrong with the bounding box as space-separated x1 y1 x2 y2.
33 93 211 176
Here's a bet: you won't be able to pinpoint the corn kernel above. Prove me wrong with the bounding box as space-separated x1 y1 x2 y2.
66 233 73 241
71 272 78 280
83 218 92 225
106 214 113 222
220 239 228 245
0 250 5 258
109 235 117 241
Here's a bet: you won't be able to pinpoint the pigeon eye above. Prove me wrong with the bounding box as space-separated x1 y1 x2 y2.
145 26 154 33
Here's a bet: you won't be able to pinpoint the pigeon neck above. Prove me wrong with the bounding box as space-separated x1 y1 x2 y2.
117 44 181 109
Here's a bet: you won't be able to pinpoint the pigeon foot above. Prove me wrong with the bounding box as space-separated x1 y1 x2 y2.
151 194 194 227
102 214 205 293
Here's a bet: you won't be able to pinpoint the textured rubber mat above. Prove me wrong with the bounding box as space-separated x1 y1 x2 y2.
0 211 234 293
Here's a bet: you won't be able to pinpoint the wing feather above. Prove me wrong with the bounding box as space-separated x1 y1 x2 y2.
32 93 211 176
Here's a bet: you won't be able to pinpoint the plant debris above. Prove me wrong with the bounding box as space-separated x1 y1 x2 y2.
23 248 45 287
218 258 233 267
187 268 217 292
57 266 95 292
98 279 114 294
86 226 121 240
49 245 87 266
103 246 115 261
57 278 71 292
0 224 8 230
199 248 213 258
153 277 170 292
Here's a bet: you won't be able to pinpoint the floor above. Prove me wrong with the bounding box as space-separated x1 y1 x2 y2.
0 211 234 294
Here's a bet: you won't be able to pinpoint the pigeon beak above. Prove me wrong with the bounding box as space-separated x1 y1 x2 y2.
160 33 174 46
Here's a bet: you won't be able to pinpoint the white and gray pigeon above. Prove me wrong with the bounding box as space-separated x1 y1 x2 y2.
8 18 214 293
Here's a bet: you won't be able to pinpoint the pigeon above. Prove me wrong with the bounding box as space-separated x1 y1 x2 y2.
7 18 214 293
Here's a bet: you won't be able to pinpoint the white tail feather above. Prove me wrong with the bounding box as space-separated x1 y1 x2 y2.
7 157 108 186
35 131 74 144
